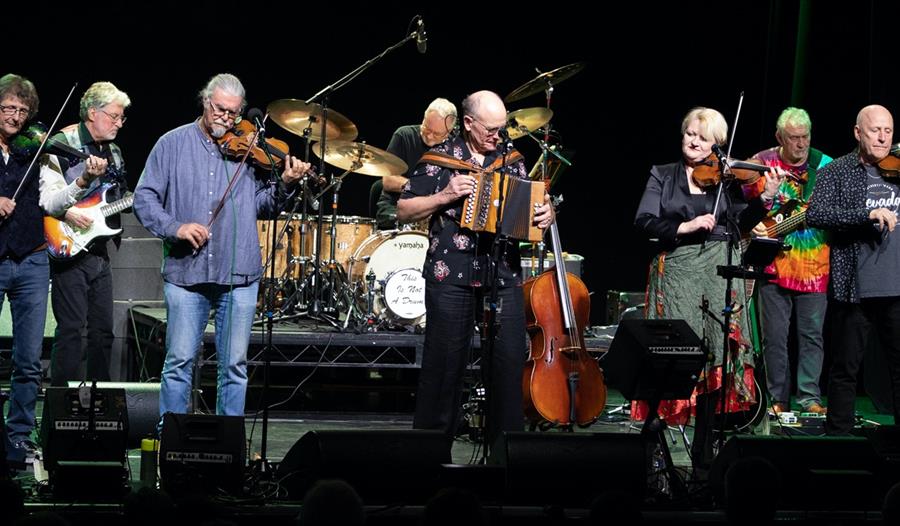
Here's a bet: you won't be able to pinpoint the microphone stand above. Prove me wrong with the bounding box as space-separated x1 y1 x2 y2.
479 130 514 461
254 127 288 475
301 22 424 324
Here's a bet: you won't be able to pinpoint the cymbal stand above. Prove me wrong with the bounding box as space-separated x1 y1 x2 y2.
295 124 315 310
301 14 425 318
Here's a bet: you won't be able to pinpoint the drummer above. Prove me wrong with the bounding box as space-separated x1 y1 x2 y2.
375 98 457 230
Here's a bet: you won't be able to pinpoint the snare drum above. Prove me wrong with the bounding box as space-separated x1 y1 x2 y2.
348 230 428 326
257 214 302 279
303 216 376 270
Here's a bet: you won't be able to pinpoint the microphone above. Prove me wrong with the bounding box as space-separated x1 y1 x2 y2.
247 107 265 134
307 193 320 211
710 143 726 160
415 17 427 54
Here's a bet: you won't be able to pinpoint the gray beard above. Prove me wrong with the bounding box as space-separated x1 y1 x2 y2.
210 124 227 139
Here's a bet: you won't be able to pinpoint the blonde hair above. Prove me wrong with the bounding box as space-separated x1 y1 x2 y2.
681 107 728 145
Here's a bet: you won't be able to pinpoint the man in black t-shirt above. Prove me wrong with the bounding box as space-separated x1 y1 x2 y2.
807 104 900 435
376 98 457 230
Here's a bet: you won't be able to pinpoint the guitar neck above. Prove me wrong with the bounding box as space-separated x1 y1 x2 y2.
768 209 806 237
100 194 133 218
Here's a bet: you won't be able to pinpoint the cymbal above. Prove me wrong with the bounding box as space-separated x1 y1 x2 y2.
506 107 553 140
504 62 586 103
267 99 358 141
310 140 408 177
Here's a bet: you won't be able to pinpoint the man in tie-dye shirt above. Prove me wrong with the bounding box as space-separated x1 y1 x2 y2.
744 107 832 416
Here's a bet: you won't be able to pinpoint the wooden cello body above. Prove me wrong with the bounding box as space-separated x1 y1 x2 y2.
522 222 606 426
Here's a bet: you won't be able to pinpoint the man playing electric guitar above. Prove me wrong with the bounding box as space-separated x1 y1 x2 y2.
744 107 832 416
47 82 132 387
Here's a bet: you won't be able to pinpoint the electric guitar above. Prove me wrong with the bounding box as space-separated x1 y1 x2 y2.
44 183 133 259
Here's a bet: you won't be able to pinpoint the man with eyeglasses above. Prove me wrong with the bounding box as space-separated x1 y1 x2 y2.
133 73 311 425
46 81 132 389
397 91 554 449
375 98 457 230
0 74 110 470
743 107 832 418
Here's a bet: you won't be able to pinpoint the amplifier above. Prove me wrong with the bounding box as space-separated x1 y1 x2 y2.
520 253 584 279
605 290 645 324
40 386 128 471
603 319 706 401
159 413 246 495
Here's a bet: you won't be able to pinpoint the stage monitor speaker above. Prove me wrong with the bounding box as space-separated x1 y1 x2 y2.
709 435 885 511
68 381 159 449
40 386 128 471
603 319 705 401
159 413 246 496
275 430 452 504
489 432 647 507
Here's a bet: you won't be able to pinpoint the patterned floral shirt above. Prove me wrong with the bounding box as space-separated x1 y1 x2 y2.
743 147 832 293
400 135 528 287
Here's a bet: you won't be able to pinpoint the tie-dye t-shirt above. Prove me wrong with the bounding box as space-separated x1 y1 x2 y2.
743 147 832 293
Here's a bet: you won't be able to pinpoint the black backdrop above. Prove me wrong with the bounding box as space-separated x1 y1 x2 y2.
6 1 899 324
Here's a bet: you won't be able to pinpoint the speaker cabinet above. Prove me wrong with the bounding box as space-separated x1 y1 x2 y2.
159 413 246 496
489 432 647 507
710 435 885 511
276 430 452 503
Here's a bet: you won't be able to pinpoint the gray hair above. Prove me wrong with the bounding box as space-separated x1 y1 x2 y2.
775 107 811 135
198 73 246 110
424 97 457 124
80 82 131 121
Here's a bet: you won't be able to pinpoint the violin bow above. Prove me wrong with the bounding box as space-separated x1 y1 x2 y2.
712 91 745 219
9 83 78 203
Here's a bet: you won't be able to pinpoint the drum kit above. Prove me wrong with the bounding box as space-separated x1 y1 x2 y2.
254 62 584 332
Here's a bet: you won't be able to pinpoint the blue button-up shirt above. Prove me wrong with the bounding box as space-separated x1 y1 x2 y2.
134 121 281 287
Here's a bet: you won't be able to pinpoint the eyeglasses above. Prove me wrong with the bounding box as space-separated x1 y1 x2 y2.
420 123 449 140
0 105 30 118
470 117 506 137
99 108 126 124
208 100 241 120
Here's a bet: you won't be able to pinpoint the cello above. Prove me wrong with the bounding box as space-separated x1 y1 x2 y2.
522 205 607 427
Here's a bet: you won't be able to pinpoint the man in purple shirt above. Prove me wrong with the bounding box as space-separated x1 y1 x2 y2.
134 73 310 422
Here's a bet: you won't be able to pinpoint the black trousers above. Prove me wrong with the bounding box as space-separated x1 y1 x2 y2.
413 282 526 447
49 253 114 386
826 298 900 435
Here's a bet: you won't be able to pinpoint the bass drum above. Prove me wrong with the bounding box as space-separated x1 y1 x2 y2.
348 230 429 327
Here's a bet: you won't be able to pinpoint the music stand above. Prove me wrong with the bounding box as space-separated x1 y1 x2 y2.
605 319 706 498
712 235 779 448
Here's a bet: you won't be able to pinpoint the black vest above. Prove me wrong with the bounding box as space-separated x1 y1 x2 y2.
0 150 45 259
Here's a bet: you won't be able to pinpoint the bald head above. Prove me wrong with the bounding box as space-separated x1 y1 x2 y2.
855 104 894 164
461 91 508 154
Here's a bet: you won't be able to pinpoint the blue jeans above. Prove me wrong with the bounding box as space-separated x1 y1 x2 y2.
159 281 258 420
2 251 50 450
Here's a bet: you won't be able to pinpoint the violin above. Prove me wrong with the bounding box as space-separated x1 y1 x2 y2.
217 118 290 169
11 122 94 162
10 121 124 179
877 143 900 178
691 152 772 188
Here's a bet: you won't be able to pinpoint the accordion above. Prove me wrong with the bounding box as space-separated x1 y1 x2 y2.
460 171 545 242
